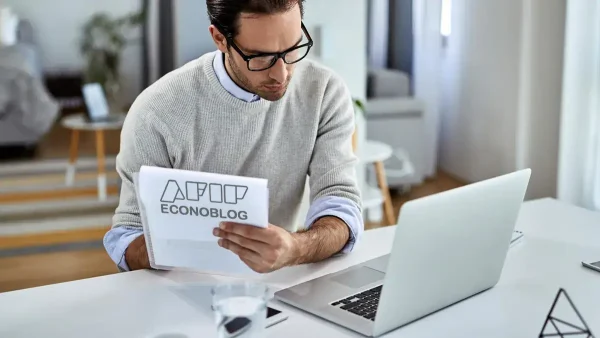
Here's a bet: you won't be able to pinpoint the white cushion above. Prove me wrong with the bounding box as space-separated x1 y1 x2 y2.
0 7 19 46
368 68 411 98
365 97 426 118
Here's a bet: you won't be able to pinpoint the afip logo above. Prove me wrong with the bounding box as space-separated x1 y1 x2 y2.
160 180 248 204
159 180 249 220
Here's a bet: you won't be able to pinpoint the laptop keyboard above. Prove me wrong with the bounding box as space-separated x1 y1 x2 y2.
330 285 382 321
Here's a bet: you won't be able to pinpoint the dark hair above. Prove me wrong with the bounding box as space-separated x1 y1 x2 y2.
207 0 305 39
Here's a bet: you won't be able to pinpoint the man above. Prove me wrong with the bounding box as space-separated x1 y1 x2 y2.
103 0 363 273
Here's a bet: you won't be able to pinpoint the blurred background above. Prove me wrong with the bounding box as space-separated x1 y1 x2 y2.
0 0 598 293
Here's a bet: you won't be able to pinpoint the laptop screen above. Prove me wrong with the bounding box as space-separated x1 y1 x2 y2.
82 83 109 120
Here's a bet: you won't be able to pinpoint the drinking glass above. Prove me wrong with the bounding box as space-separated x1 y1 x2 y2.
211 282 269 338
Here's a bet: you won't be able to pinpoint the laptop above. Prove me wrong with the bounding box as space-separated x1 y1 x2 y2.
275 169 531 337
81 83 122 123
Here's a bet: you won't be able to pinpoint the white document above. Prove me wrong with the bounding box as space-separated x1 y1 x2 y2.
136 166 269 276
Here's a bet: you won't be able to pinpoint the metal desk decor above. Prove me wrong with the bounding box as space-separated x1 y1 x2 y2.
539 288 595 338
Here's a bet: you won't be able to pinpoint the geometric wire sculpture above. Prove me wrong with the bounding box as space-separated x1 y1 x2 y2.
539 288 595 338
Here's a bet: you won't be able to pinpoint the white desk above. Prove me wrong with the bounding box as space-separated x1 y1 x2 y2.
1 198 599 338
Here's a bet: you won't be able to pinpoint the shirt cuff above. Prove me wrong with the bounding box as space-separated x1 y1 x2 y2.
103 227 143 272
304 196 364 254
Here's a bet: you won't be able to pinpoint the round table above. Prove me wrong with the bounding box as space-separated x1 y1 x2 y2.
61 113 126 201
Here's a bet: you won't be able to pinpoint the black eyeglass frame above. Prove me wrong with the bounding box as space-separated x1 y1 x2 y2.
224 22 314 71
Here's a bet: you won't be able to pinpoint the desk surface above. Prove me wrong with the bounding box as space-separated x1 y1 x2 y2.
1 198 599 338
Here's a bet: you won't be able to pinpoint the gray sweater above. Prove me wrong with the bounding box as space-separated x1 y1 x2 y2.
110 51 361 249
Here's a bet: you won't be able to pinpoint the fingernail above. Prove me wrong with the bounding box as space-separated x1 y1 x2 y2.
218 239 223 247
219 222 226 229
213 228 219 236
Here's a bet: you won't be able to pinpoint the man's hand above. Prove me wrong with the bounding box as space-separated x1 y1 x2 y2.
124 234 151 271
213 222 299 273
214 216 350 273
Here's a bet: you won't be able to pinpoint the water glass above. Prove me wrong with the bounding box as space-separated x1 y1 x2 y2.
211 282 269 338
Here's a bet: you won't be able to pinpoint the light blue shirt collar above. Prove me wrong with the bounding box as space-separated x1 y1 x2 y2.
213 50 260 103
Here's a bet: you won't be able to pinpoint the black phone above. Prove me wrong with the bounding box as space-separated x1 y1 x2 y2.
223 307 287 336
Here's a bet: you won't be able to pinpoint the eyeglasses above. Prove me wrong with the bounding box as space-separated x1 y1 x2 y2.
225 22 314 71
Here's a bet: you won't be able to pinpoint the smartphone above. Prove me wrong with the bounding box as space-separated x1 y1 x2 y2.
222 306 288 337
582 261 600 273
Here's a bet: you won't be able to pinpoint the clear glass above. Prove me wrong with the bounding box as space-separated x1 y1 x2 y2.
211 282 269 338
283 45 310 63
249 55 276 70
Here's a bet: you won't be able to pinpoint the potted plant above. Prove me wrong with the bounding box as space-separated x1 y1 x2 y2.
352 98 366 152
79 10 144 111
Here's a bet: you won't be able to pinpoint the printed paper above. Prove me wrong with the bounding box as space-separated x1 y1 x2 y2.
136 166 269 275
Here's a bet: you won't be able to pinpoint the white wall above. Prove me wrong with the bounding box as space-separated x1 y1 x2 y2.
304 0 368 100
440 0 524 182
439 0 565 199
3 0 142 103
516 0 565 199
174 0 214 68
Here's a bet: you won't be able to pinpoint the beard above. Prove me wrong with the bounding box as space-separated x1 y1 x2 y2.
227 53 291 102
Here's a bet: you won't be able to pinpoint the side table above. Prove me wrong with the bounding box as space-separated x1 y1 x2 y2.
357 140 396 225
61 113 126 201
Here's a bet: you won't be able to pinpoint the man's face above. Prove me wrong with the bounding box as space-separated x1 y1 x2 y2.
214 5 304 101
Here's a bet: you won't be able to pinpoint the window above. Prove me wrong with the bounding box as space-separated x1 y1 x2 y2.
441 0 452 37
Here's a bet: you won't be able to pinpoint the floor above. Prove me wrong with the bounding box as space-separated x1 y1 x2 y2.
0 171 465 293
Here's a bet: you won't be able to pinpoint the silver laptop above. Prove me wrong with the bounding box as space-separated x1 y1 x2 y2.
275 169 531 337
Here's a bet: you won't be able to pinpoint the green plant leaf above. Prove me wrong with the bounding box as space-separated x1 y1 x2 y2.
79 9 144 89
353 98 366 116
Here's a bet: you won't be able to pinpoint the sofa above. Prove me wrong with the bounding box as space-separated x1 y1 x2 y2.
365 68 427 187
0 19 59 160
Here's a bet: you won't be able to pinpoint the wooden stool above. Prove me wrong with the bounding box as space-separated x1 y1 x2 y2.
61 113 126 201
354 136 396 226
